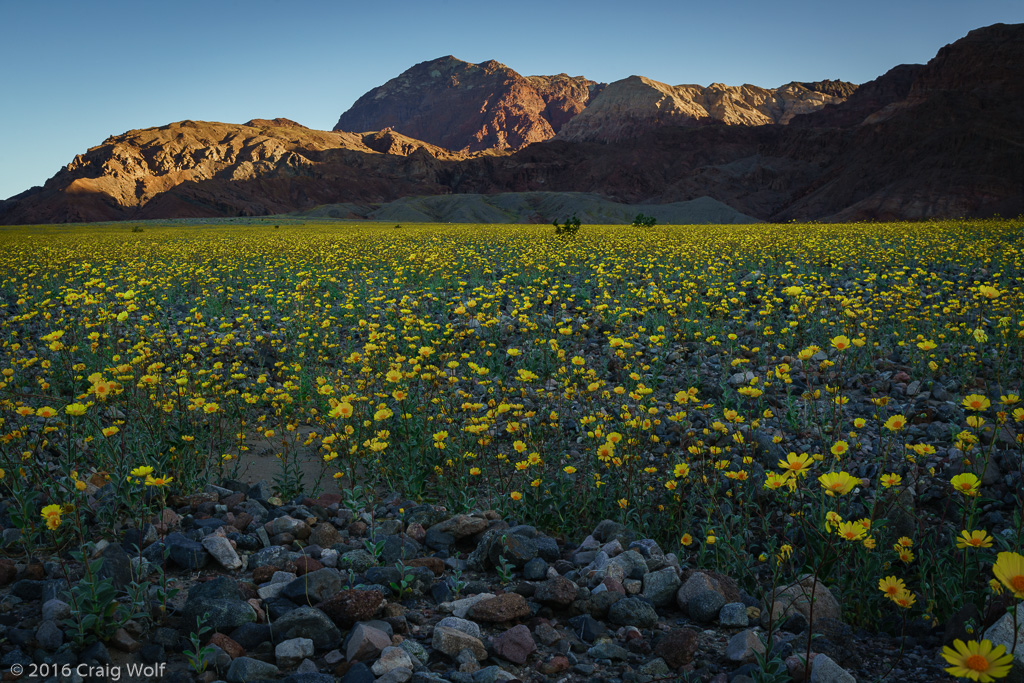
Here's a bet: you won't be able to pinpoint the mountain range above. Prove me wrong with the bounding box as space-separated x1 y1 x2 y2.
2 23 1021 225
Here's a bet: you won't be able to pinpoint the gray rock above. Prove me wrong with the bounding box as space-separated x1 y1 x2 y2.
274 606 342 650
607 597 659 628
809 653 856 682
768 574 841 629
399 637 429 663
533 536 560 562
35 620 63 650
340 662 375 682
248 480 273 501
726 629 765 663
339 549 378 573
488 534 538 569
364 565 433 597
719 602 749 627
42 598 71 622
437 616 481 639
227 656 279 682
592 519 634 546
376 668 413 683
470 665 518 682
637 657 670 676
164 533 209 571
605 550 648 582
183 577 256 631
689 589 725 623
345 622 392 662
97 543 133 589
276 637 314 668
381 535 421 564
282 567 344 604
248 545 296 570
587 639 630 660
268 516 311 539
295 659 320 675
523 557 548 581
641 567 680 607
676 571 723 612
630 539 667 571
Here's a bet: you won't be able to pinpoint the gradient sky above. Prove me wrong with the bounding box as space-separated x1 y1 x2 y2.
1 0 1021 202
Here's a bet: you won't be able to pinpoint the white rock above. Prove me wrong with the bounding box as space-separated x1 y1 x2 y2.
809 653 856 682
984 602 1024 667
441 593 496 618
372 646 413 676
202 535 242 570
275 637 314 668
320 548 339 568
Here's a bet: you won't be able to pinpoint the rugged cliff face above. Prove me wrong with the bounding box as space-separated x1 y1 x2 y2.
333 56 599 152
554 77 856 142
0 120 463 224
2 23 1021 225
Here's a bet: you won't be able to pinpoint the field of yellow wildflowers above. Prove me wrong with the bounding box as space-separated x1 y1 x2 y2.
1 219 1022 678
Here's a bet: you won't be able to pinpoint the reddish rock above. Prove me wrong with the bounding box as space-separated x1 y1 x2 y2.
601 577 626 594
252 565 277 584
537 656 571 675
293 556 323 576
269 533 295 546
247 598 266 623
491 624 536 665
468 593 531 623
316 492 342 507
0 559 16 586
655 628 699 669
21 561 45 581
348 521 367 537
222 492 245 509
405 523 426 544
155 508 181 535
309 522 341 548
317 589 384 628
109 628 139 653
405 557 444 576
210 633 245 659
232 512 254 532
237 582 259 602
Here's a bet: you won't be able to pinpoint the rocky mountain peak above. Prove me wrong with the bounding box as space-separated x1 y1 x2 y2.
555 75 857 143
244 118 309 129
333 57 600 152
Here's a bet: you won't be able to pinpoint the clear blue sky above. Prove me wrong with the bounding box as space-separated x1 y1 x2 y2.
1 0 1021 201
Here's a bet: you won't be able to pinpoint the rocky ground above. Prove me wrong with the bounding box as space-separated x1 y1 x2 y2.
0 482 960 683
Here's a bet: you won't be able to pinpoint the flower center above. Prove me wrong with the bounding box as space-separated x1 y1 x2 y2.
965 654 990 671
1010 575 1024 592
